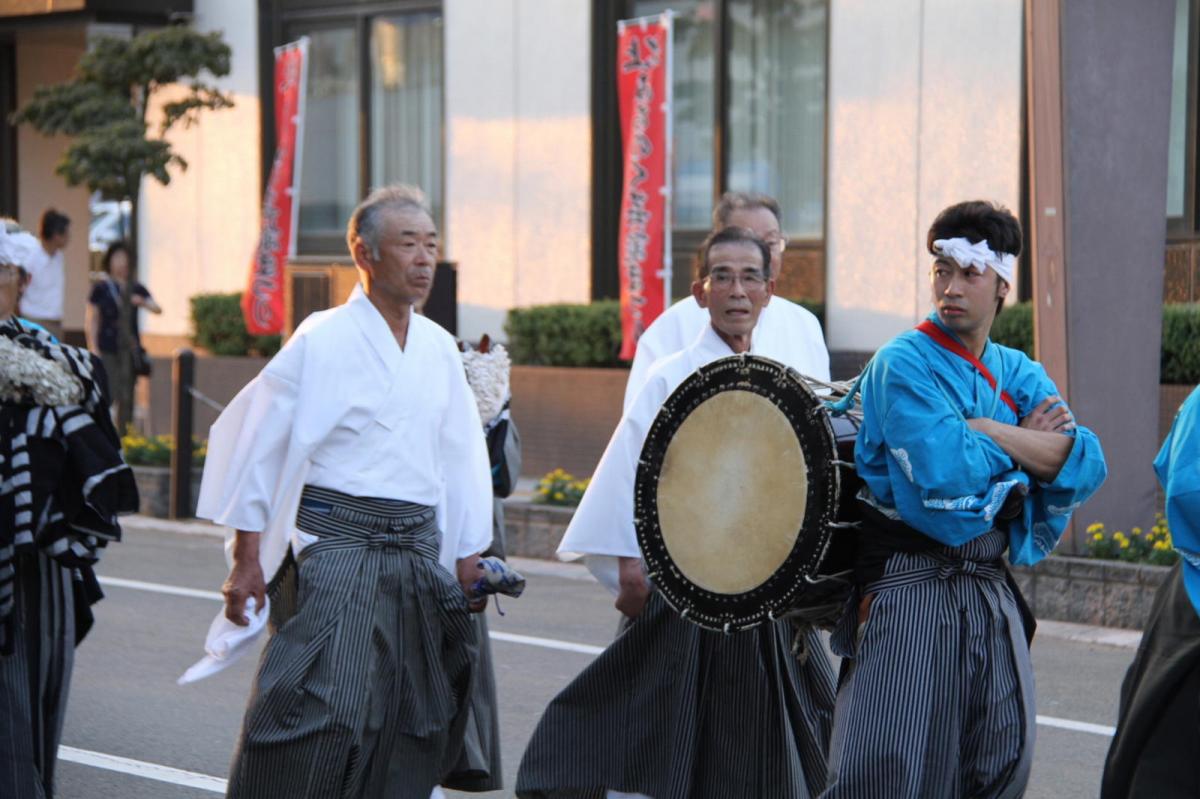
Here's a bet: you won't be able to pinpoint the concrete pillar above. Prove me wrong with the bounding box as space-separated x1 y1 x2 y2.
1057 0 1174 538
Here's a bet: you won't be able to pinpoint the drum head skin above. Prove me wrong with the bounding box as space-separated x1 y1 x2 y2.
635 354 840 632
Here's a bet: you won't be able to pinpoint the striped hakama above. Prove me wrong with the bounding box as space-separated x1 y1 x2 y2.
516 592 836 799
0 552 75 799
822 530 1035 799
442 611 503 791
227 486 477 799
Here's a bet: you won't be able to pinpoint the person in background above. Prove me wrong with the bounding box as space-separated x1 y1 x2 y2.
85 241 160 431
19 209 70 341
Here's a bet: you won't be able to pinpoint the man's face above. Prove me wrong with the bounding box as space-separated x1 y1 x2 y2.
0 264 28 319
725 206 785 279
356 207 438 306
47 228 69 253
693 240 775 341
930 256 1008 336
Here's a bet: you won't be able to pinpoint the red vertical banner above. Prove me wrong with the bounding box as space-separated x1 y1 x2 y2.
616 16 671 361
243 38 308 336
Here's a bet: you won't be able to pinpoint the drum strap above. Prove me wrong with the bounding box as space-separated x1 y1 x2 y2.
915 320 1019 417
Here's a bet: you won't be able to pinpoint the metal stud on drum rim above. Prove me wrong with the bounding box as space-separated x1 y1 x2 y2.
634 354 842 632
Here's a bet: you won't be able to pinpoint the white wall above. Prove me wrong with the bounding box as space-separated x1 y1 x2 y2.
140 0 261 342
825 0 1023 351
445 0 592 342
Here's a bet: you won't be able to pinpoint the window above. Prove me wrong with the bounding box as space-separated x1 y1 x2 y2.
592 0 828 298
1167 0 1198 234
263 2 443 255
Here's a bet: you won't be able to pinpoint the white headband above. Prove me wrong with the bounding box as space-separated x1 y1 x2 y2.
933 237 1016 285
0 226 39 270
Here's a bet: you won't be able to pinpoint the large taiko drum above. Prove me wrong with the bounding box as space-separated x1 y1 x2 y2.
634 354 860 633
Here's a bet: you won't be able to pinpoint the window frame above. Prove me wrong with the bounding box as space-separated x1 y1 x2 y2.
259 0 445 257
1168 0 1200 239
590 0 830 300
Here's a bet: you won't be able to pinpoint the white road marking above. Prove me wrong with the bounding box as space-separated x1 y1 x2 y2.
489 630 604 655
59 746 227 793
95 575 1121 756
1034 715 1116 737
100 575 223 601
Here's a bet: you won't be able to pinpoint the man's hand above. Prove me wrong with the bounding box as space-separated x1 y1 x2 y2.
223 530 265 626
456 553 488 613
615 556 651 618
1020 395 1075 433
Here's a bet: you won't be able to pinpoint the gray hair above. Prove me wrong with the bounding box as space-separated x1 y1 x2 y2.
711 191 783 231
346 184 432 261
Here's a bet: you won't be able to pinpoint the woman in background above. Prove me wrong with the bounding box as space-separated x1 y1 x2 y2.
86 241 160 430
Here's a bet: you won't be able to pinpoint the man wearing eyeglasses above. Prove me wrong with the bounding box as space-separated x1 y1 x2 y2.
517 226 835 799
623 192 831 411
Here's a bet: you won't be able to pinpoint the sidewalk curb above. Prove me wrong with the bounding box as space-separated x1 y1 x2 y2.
118 517 1148 647
121 515 226 538
1035 619 1142 650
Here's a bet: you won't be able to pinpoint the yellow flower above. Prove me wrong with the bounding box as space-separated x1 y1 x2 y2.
1119 539 1130 549
1132 527 1143 537
553 492 565 501
1086 523 1104 534
1154 540 1170 551
1092 532 1104 541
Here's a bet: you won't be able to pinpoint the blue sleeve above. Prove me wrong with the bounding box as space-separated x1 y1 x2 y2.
1003 356 1108 565
1155 388 1200 611
88 283 104 304
868 344 1023 546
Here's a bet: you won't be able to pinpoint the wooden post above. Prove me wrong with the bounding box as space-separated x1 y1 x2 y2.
1024 0 1069 397
170 348 195 520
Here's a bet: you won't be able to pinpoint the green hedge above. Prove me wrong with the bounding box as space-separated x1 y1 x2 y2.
503 298 1200 383
191 293 282 357
990 302 1034 357
1162 303 1200 384
505 301 624 367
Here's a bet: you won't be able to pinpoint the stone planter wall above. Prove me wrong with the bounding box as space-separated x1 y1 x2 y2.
503 499 576 559
130 465 203 519
1008 556 1170 629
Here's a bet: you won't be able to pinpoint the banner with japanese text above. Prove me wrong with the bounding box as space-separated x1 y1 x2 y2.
242 38 308 336
616 15 672 360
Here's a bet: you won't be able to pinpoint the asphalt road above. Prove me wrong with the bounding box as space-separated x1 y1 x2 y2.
51 522 1139 798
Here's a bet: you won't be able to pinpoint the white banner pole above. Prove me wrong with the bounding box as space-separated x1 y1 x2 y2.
661 11 674 306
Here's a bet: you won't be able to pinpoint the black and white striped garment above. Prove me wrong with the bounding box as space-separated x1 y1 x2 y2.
0 319 134 653
227 485 478 799
0 551 75 799
821 529 1035 799
516 593 837 799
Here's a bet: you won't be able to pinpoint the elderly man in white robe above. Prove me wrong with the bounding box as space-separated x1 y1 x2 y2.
623 191 830 411
195 185 493 799
516 226 836 799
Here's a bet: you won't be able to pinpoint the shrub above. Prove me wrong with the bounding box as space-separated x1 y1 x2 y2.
506 301 624 367
533 468 589 506
991 302 1033 357
1084 516 1178 566
191 293 282 357
122 429 206 468
1162 303 1200 384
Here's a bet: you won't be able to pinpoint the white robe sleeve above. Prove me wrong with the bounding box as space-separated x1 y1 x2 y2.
437 346 494 570
560 372 670 593
196 345 304 534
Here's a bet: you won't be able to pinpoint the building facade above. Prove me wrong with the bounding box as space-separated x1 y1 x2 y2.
0 0 1190 352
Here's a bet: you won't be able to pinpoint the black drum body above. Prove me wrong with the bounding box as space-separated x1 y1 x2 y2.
634 354 860 632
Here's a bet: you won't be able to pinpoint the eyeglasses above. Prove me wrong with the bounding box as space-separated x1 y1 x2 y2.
706 269 767 290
